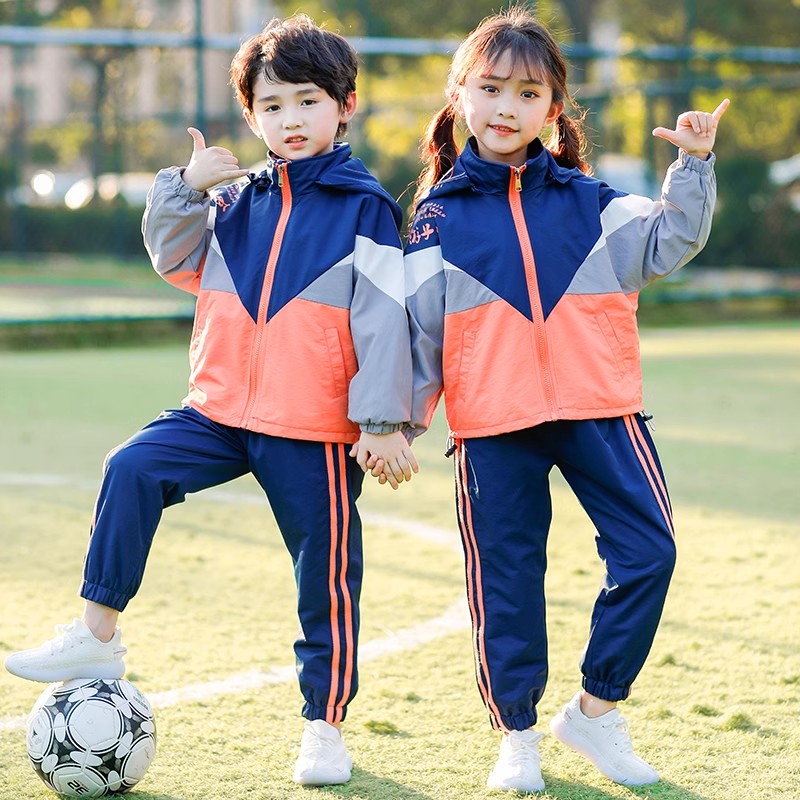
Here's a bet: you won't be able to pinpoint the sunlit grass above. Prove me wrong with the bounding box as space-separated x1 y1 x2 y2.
1 323 799 799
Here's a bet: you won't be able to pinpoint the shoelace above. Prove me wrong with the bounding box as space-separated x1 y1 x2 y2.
507 731 545 768
601 716 634 754
301 729 341 761
47 622 80 654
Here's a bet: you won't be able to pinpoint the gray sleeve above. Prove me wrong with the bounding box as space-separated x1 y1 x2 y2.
604 151 717 292
348 214 413 433
141 166 214 296
404 242 445 440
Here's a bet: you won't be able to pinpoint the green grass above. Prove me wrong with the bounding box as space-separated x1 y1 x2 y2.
0 254 158 288
1 323 799 800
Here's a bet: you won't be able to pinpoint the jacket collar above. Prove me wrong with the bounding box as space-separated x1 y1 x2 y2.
248 141 403 227
250 142 353 193
426 137 576 200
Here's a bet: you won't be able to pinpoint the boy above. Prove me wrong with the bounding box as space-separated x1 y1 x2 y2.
5 14 416 786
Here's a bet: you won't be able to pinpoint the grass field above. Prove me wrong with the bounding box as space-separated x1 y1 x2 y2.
0 323 798 800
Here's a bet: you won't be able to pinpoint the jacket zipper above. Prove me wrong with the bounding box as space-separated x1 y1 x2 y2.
241 162 292 426
508 165 557 418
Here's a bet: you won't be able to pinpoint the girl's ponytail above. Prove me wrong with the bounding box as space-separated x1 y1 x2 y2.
546 111 592 175
412 103 460 212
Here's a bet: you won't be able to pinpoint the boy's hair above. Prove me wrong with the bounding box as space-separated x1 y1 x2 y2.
230 14 358 138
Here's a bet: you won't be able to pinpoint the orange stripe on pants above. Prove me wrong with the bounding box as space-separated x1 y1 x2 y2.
455 441 509 732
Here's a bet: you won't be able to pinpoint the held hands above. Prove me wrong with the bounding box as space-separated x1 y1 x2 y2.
652 98 730 159
350 431 419 490
182 127 250 193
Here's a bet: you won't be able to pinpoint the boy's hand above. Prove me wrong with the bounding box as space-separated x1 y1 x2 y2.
350 431 418 490
182 127 249 193
652 98 730 159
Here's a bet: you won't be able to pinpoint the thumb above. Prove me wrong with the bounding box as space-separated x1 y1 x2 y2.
651 126 677 142
187 127 206 152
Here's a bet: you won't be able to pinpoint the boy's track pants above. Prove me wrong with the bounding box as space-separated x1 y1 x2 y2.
80 406 364 724
453 415 676 732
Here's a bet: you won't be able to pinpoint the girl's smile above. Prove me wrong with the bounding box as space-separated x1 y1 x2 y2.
458 51 563 166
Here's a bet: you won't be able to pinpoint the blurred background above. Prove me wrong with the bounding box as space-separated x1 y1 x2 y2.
1 0 798 340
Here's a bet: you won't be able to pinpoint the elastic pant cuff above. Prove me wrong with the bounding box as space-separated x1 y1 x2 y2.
303 702 348 724
80 581 130 612
495 709 538 732
582 677 631 702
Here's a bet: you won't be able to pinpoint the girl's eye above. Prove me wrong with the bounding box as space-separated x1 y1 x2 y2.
265 105 279 113
521 91 538 99
481 85 499 94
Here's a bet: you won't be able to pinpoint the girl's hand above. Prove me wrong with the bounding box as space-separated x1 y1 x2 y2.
182 127 250 193
652 98 730 159
350 431 418 490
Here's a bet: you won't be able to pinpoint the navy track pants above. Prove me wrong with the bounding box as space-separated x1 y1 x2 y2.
80 406 364 723
453 414 676 731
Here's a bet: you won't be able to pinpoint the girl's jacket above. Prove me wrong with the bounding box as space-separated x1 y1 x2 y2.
405 138 716 439
143 143 411 444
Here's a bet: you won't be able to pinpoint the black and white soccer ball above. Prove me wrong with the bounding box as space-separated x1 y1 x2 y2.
26 678 157 798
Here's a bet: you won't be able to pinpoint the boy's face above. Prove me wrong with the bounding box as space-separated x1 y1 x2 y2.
244 73 356 161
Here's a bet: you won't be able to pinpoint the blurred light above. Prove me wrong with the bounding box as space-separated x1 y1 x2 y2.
97 175 120 202
64 178 94 209
30 170 55 198
135 9 155 28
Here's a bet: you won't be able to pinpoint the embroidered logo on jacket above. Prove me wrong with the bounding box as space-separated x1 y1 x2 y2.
211 182 243 213
408 202 446 245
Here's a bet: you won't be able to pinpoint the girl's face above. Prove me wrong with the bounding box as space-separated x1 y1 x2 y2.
458 51 563 167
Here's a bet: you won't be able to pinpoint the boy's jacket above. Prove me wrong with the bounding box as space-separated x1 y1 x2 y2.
405 139 716 439
143 144 411 443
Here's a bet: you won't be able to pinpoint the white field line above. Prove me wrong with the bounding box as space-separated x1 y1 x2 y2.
0 473 467 733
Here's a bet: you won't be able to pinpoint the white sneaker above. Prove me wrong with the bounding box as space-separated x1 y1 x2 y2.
550 692 659 786
4 619 127 683
487 729 546 792
292 719 352 786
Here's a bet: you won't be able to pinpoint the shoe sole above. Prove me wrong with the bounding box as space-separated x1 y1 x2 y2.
293 765 352 786
549 715 659 787
293 755 353 786
4 660 125 683
487 775 545 792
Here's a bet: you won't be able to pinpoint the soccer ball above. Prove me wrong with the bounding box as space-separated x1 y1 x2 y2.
26 678 157 798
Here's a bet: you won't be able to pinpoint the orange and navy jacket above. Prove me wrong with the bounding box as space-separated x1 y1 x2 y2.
143 143 411 443
405 138 716 439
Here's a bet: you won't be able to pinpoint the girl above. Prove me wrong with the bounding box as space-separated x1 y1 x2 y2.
403 6 727 793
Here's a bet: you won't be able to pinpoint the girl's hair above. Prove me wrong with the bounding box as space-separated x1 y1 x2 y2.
229 14 358 138
413 6 590 210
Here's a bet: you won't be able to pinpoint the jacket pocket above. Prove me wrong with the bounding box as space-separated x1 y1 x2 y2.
457 329 477 405
595 311 627 381
325 327 349 398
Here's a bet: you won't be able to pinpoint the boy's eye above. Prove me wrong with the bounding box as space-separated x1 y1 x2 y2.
300 98 317 106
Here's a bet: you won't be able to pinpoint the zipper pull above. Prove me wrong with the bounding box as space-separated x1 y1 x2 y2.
513 165 525 192
277 162 286 187
640 410 656 431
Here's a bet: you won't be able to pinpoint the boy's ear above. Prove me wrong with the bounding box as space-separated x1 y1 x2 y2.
242 108 261 138
339 91 357 123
